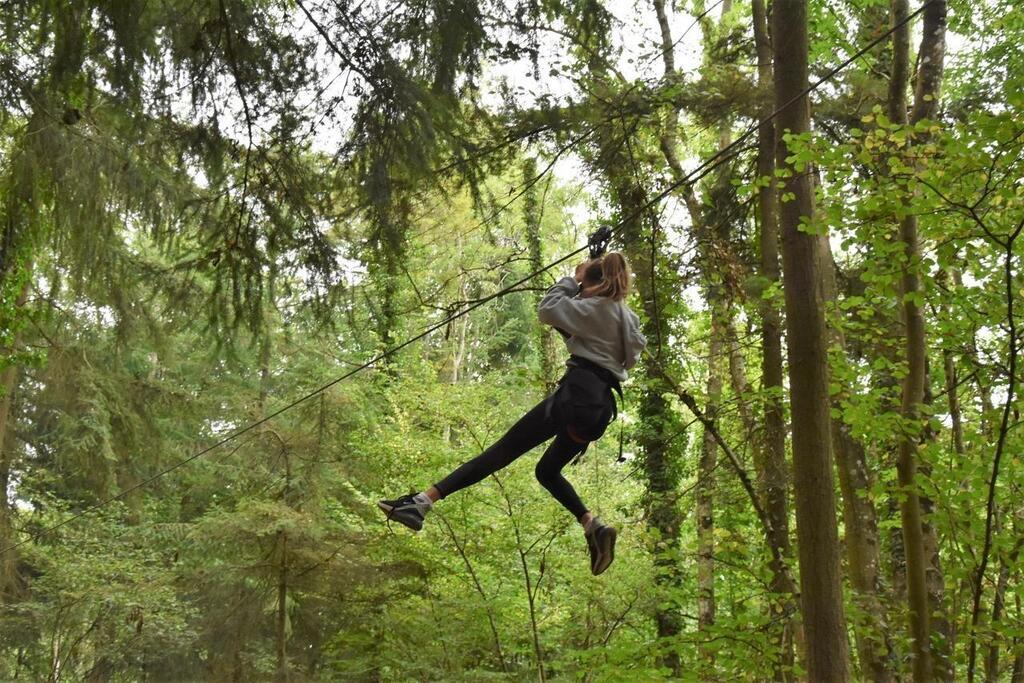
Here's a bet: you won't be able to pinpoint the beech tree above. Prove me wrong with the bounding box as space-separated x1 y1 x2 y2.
773 0 851 679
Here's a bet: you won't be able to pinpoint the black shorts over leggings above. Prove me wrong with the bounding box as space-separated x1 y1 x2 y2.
433 396 589 519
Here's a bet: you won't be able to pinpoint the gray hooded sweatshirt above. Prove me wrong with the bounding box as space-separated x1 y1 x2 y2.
537 276 647 381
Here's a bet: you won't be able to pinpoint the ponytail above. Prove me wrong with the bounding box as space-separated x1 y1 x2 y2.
584 252 632 301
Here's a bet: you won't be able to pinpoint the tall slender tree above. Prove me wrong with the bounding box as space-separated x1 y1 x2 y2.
523 156 559 393
890 1 950 678
888 3 933 678
772 0 850 678
750 1 797 676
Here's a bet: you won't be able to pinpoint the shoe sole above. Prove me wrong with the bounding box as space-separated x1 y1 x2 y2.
377 500 423 532
592 526 617 576
587 534 600 574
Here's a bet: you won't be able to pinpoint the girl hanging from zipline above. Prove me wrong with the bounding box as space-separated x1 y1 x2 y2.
378 250 647 575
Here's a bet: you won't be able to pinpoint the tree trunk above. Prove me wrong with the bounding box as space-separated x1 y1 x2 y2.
970 320 997 436
276 528 289 682
697 296 724 667
889 0 933 677
523 156 558 393
872 342 908 606
832 420 894 682
0 280 29 600
984 556 1010 682
590 126 682 669
0 362 18 592
259 329 272 411
626 200 683 678
276 449 291 682
751 2 797 676
1012 594 1024 683
610 5 687 673
941 268 966 455
890 1 949 678
821 232 893 682
725 326 756 443
694 27 737 663
772 2 850 679
921 371 954 681
441 235 470 444
371 180 409 369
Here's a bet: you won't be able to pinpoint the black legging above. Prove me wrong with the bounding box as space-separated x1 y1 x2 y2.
433 396 589 519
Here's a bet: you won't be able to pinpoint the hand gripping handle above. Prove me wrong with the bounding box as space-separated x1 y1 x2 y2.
587 225 612 260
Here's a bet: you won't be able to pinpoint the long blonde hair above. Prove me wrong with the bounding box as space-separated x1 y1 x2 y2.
583 252 632 301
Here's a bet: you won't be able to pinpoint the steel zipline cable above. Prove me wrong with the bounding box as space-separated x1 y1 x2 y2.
0 0 935 556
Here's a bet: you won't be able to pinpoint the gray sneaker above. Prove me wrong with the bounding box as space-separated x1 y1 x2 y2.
377 493 430 532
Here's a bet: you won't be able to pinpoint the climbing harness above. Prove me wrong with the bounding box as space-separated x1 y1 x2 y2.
545 355 623 445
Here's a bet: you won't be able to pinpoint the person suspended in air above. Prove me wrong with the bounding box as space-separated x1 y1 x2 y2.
378 247 647 575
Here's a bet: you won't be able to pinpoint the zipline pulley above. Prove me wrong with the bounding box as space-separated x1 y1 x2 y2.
588 225 613 260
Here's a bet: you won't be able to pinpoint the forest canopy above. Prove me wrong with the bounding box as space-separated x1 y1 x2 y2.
1 0 1023 680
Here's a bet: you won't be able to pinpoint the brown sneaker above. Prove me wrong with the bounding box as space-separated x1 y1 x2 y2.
585 519 617 575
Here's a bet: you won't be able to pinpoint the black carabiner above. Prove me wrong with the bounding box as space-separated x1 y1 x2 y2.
588 225 612 259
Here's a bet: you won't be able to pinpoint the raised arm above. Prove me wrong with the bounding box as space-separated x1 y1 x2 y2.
537 276 591 337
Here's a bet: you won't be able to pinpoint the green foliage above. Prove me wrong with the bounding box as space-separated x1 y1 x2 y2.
2 0 1024 680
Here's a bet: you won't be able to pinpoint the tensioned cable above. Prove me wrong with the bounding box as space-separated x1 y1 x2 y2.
0 0 934 556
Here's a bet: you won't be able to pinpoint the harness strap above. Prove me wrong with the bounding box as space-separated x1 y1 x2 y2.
567 356 622 415
545 356 622 433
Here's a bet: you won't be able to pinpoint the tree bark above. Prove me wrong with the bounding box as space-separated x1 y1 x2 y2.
911 11 952 678
940 268 966 455
0 280 29 600
726 325 756 443
591 125 682 671
772 2 850 679
620 3 694 674
0 362 17 583
921 374 954 681
889 1 933 678
1013 594 1024 683
276 527 289 682
697 296 724 667
371 182 409 370
751 2 797 676
624 196 683 678
832 419 894 682
820 222 893 683
694 19 736 660
889 1 949 679
523 156 558 393
275 442 293 681
984 555 1010 682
